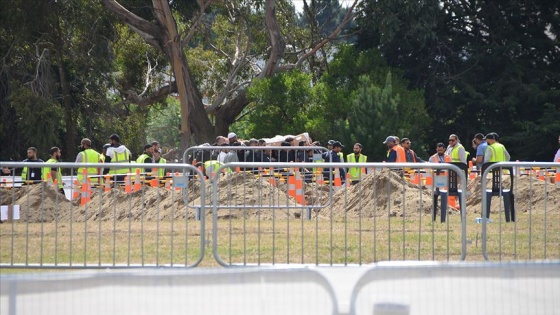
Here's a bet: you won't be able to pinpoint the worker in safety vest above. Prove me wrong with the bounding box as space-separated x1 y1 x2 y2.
429 143 452 163
104 134 132 180
42 146 65 194
484 132 510 162
152 148 167 178
346 143 367 183
75 138 101 183
401 138 424 162
135 144 154 174
384 136 406 163
21 147 44 182
446 134 467 164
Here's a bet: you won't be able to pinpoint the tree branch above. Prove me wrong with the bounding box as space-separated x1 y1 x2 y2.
295 0 359 68
102 0 162 48
124 82 177 107
259 0 286 78
181 0 213 47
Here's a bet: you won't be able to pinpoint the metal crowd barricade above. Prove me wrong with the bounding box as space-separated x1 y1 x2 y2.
1 268 340 315
0 161 206 268
349 261 560 315
211 162 468 267
182 145 330 166
481 161 560 261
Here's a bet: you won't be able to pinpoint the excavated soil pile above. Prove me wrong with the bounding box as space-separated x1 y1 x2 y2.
465 175 560 214
310 169 438 219
2 172 558 223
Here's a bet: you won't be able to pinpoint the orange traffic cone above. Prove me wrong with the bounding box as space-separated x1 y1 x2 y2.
448 196 457 209
333 168 342 188
164 178 171 190
124 175 132 194
409 171 420 185
556 159 560 185
288 173 296 197
104 175 112 192
346 173 352 187
150 168 159 187
134 169 142 191
72 180 81 200
295 170 306 205
80 180 91 206
316 167 324 185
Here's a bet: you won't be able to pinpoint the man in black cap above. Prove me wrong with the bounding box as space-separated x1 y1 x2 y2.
472 133 488 169
328 141 346 182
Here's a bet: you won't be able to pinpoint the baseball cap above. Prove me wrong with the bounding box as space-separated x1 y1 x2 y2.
485 133 496 140
327 140 335 145
109 134 120 141
473 133 485 140
332 141 344 148
144 144 153 150
227 132 237 139
383 136 396 144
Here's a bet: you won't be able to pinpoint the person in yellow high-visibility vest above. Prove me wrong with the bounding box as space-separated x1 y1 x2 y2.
152 148 167 178
104 134 132 181
21 147 44 183
75 138 101 183
346 143 367 184
484 133 510 162
135 144 154 174
42 146 65 194
446 134 467 164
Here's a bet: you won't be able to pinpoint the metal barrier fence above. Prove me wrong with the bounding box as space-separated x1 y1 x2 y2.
0 162 206 268
1 268 339 315
481 162 560 261
2 159 559 268
182 145 331 172
349 261 560 315
210 162 468 266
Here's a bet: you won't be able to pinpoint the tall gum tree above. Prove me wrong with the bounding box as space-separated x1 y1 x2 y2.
103 0 358 149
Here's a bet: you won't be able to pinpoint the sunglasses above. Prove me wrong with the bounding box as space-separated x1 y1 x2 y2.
448 139 456 142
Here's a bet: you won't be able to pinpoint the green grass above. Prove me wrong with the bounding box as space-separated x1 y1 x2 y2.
1 212 559 269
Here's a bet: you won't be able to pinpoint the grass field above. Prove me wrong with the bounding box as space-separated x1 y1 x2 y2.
1 211 558 268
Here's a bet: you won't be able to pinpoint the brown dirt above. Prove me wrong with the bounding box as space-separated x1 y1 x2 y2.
2 171 558 223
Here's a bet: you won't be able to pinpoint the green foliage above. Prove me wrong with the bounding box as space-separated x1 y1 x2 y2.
243 71 313 139
315 45 430 159
355 0 560 160
146 98 182 150
8 85 64 158
343 74 400 161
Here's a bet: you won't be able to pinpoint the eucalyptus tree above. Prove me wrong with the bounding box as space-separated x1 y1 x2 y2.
103 0 359 149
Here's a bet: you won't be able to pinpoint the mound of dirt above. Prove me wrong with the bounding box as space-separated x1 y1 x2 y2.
2 171 558 223
465 175 560 214
310 169 444 219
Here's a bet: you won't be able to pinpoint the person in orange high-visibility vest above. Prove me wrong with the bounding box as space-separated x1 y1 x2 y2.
384 136 406 163
401 138 425 162
430 143 452 163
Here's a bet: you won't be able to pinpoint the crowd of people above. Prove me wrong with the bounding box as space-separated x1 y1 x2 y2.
2 132 559 188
